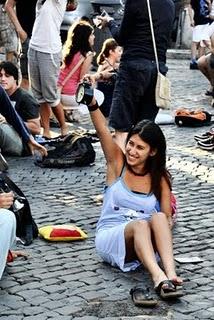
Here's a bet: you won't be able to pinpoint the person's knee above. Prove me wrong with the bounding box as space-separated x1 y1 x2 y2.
133 220 150 234
197 55 207 69
0 209 16 230
151 212 167 223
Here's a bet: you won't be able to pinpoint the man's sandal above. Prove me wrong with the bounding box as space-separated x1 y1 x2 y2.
130 286 158 307
155 280 183 300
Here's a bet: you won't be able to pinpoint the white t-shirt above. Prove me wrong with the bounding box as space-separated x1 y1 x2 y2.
30 0 67 54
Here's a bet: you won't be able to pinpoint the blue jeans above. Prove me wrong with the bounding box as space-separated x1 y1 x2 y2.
0 123 23 156
0 209 16 279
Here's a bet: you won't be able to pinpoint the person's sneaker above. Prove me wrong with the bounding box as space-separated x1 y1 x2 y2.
194 129 214 142
197 136 214 150
0 152 8 172
190 61 198 70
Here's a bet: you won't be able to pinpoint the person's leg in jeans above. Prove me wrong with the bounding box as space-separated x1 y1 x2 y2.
0 123 23 155
0 209 16 279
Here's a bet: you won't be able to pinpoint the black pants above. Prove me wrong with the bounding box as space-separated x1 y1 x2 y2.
109 59 168 132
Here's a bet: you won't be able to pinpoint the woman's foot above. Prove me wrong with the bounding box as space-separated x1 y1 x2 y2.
61 124 68 137
170 276 183 286
166 272 183 286
155 279 183 300
153 271 168 290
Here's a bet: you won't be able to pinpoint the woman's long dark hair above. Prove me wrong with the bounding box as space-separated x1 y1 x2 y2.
63 21 94 67
126 120 171 201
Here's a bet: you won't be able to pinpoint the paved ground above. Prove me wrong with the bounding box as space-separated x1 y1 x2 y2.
0 57 214 320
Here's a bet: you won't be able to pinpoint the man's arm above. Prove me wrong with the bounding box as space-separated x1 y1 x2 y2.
16 92 41 135
5 0 28 42
25 118 41 135
188 4 195 27
98 0 134 46
0 86 30 143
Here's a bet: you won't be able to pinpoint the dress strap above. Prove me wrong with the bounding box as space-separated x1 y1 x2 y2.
119 162 126 177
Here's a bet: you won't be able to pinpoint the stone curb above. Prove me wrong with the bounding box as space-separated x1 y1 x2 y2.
167 49 190 60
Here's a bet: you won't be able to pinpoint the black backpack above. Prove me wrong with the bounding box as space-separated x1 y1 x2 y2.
0 173 38 246
34 133 96 168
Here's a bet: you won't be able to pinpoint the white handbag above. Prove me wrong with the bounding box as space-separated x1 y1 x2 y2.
147 0 171 110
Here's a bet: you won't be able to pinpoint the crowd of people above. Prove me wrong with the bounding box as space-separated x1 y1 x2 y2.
3 0 214 306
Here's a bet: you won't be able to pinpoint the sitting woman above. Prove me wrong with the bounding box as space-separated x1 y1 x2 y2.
84 93 183 303
58 21 95 122
96 38 122 117
0 192 27 280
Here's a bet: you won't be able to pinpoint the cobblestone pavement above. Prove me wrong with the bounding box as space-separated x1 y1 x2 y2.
0 58 214 320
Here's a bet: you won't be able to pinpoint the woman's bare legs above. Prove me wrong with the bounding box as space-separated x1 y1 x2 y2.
150 213 182 285
124 220 168 287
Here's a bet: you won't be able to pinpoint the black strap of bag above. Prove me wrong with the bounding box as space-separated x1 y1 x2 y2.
0 173 38 245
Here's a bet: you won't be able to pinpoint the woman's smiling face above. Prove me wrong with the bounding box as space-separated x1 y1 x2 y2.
125 134 154 169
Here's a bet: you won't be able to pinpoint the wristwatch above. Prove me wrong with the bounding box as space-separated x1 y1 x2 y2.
76 81 94 105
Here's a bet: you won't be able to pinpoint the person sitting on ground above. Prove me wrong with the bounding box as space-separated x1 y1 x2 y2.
58 20 95 122
197 52 214 106
0 61 41 136
96 38 122 118
0 192 28 280
0 195 16 280
84 93 183 302
0 85 47 156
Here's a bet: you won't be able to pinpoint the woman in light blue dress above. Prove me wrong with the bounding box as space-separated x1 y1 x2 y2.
84 93 183 302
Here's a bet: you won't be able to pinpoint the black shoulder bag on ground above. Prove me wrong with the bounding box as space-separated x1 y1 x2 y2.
175 109 212 127
34 133 96 168
0 173 38 246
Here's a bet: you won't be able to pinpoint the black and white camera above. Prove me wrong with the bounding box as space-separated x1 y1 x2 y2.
76 81 94 105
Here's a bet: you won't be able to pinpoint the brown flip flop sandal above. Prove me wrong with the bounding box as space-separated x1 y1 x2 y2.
130 286 158 307
155 280 183 300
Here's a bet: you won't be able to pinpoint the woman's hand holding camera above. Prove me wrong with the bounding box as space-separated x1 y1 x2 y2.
0 192 14 209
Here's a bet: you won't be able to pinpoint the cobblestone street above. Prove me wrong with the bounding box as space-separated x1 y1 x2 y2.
0 57 214 320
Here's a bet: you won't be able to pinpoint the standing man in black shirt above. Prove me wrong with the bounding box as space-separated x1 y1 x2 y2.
97 0 175 150
5 0 37 89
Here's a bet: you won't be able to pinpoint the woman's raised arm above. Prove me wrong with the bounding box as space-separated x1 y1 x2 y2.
87 97 124 183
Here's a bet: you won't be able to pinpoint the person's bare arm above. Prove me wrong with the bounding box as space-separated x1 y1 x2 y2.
0 192 14 209
160 177 173 228
27 136 47 157
25 118 41 135
188 4 195 27
84 69 115 86
88 97 124 184
5 0 27 42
